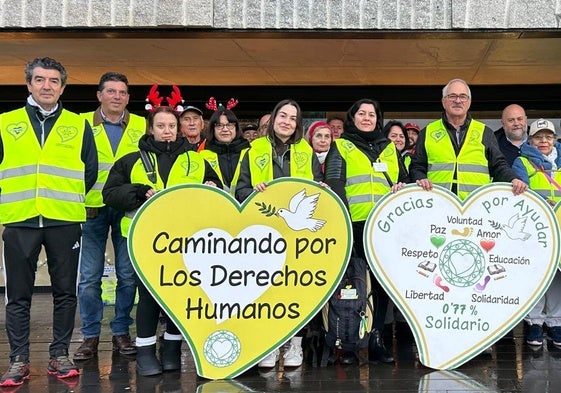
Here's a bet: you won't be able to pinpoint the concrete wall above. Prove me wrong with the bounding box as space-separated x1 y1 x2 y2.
0 0 559 29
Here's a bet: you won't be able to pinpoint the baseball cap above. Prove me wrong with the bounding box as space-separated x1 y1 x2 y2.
529 118 556 136
405 122 420 133
180 105 203 117
242 124 258 133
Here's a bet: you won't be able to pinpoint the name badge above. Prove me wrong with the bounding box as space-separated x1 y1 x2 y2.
373 162 388 172
340 288 358 299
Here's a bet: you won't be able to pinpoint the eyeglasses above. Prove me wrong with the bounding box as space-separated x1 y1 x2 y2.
215 122 235 130
445 94 470 102
532 134 555 141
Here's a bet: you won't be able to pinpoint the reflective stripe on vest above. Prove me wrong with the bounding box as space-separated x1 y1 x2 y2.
335 138 399 222
425 119 490 200
200 147 249 196
121 150 205 237
0 108 86 223
520 157 561 202
82 112 145 207
248 137 314 185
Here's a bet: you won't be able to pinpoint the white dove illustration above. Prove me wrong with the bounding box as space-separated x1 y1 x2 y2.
501 213 531 241
276 189 326 232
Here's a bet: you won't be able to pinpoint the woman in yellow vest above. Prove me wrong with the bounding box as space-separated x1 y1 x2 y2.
102 105 222 376
512 118 561 348
200 105 250 195
324 98 408 365
235 99 323 368
235 99 323 201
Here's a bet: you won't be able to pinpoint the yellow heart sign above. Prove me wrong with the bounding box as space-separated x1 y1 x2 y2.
128 178 352 379
364 183 559 369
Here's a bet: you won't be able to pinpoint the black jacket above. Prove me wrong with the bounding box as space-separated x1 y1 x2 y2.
409 113 519 185
204 137 250 188
102 134 221 212
494 127 524 167
1 102 98 228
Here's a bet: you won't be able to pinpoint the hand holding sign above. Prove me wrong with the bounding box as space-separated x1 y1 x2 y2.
128 178 352 379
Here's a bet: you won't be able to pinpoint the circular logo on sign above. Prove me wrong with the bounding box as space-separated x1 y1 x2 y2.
439 239 485 287
203 330 241 368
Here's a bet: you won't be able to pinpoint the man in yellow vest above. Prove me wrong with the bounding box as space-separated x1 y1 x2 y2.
409 78 527 198
0 57 98 386
74 73 146 361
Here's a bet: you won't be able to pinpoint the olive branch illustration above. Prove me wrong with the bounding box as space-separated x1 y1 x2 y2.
255 202 277 217
488 220 502 230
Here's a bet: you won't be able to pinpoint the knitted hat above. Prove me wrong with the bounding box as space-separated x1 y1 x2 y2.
307 121 332 142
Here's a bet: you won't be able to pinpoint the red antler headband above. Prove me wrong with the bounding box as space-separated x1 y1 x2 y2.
205 96 239 111
166 85 185 113
145 84 163 112
145 84 185 114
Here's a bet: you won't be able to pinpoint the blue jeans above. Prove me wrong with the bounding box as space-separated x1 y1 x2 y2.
78 206 136 337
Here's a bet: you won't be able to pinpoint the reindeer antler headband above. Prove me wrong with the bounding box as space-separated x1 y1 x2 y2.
145 84 185 113
205 96 239 112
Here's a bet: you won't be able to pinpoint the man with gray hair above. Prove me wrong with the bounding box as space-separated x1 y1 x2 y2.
409 78 527 199
0 57 98 386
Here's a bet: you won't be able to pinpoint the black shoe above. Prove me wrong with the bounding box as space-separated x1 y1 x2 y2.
369 330 394 363
135 345 162 376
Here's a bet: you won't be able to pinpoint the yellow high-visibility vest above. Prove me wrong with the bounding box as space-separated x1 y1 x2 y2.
248 137 314 185
0 107 86 223
82 112 145 207
335 138 399 222
425 119 490 200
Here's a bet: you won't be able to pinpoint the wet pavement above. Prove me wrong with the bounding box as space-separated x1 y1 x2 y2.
0 293 560 392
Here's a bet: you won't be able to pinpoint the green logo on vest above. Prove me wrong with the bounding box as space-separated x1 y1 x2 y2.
127 129 144 144
6 122 28 140
56 126 79 143
293 151 308 169
92 126 103 137
468 129 481 144
341 140 355 152
183 160 200 174
255 154 270 171
430 129 446 142
382 147 396 158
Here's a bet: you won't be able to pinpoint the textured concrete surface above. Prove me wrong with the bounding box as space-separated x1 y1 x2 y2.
0 0 559 29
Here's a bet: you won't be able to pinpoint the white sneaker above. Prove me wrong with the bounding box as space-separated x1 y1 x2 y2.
258 349 279 368
283 340 303 367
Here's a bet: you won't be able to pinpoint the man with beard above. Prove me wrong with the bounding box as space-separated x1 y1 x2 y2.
495 104 528 166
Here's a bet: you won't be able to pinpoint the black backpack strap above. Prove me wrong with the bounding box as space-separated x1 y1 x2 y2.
139 150 157 184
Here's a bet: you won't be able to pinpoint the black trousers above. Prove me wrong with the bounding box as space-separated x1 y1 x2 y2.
135 276 180 338
353 223 389 333
3 224 81 360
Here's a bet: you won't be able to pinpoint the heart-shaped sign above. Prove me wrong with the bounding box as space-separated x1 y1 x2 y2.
128 178 352 379
364 183 559 369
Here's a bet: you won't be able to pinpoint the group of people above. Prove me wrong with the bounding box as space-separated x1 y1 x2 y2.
0 56 558 388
